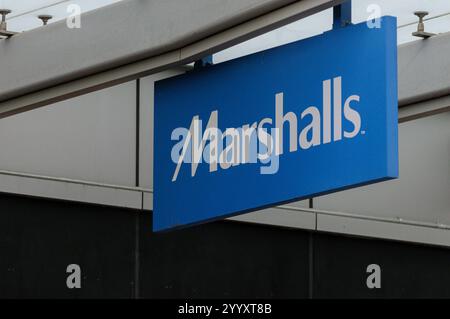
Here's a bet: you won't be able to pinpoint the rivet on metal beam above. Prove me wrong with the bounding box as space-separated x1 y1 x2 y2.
38 14 53 26
412 11 435 39
0 9 18 38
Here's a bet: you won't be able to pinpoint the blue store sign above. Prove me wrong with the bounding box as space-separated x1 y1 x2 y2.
154 16 398 231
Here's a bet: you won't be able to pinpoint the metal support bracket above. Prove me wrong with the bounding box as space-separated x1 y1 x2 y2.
333 0 352 29
0 9 18 38
194 55 214 69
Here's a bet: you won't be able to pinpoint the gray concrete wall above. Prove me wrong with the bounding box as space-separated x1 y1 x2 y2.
0 70 449 246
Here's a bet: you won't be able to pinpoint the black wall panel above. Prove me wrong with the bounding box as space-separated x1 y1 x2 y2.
1 193 450 298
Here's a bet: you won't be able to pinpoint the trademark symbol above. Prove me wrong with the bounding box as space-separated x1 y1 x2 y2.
361 130 366 135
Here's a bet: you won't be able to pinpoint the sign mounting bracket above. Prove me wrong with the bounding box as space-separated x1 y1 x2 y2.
333 0 352 29
194 55 214 69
